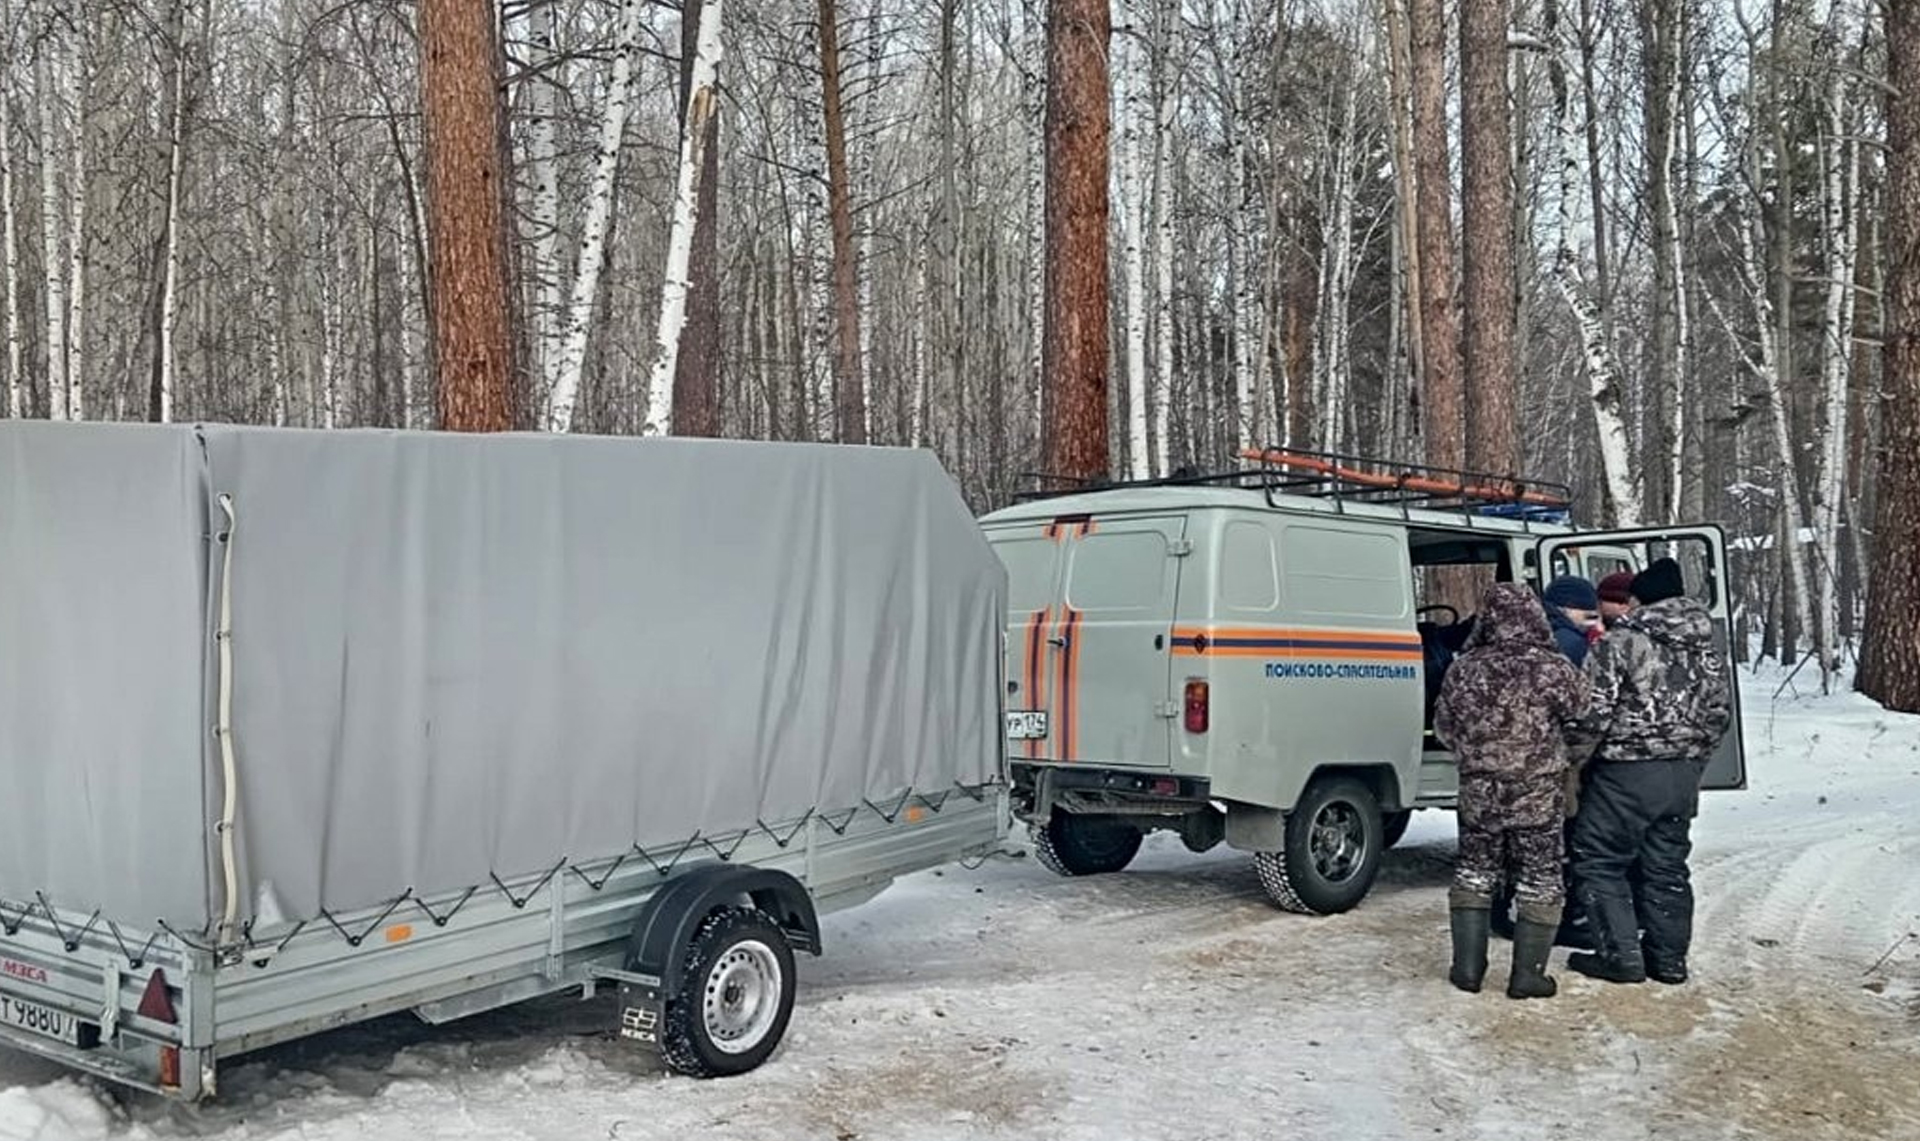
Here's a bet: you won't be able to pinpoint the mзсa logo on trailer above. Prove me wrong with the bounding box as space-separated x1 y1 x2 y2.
0 959 50 985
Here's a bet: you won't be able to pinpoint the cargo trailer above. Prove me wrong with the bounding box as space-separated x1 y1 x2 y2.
0 422 1007 1098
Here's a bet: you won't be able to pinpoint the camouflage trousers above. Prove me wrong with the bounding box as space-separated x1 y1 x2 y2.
1451 772 1566 922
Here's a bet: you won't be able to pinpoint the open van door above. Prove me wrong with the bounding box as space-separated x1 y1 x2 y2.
1537 526 1746 791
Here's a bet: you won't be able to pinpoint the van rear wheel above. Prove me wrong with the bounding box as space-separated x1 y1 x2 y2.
1032 813 1143 877
1254 776 1384 915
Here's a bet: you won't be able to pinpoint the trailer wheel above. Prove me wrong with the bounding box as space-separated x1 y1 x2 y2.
1382 810 1413 849
660 908 797 1078
1031 813 1143 877
1253 776 1384 915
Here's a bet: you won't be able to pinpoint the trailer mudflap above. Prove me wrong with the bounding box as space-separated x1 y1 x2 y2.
595 968 665 1051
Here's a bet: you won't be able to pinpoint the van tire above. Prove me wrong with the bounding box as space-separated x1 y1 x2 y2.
1383 810 1414 849
660 908 797 1078
1032 813 1143 877
1253 777 1384 915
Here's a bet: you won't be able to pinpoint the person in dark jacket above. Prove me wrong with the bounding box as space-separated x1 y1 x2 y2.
1566 557 1735 986
1434 583 1590 999
1542 575 1602 667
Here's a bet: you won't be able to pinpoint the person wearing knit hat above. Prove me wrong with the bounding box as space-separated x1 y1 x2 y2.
1541 576 1601 667
1629 557 1687 605
1596 571 1635 626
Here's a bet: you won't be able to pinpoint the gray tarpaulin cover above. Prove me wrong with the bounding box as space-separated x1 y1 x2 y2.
0 422 1005 934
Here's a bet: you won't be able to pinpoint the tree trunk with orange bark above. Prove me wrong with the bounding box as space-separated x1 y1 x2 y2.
1459 0 1517 475
1039 0 1110 483
419 0 517 431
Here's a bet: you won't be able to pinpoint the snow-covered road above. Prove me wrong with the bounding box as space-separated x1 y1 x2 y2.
4 668 1917 1141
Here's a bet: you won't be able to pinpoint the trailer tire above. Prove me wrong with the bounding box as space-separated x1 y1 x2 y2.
660 908 797 1078
1253 776 1384 915
1382 810 1413 849
1031 813 1143 877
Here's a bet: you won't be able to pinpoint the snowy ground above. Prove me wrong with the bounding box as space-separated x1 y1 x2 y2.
4 667 1917 1141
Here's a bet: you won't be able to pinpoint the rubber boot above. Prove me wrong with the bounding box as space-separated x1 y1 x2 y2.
1507 919 1559 999
1448 907 1491 994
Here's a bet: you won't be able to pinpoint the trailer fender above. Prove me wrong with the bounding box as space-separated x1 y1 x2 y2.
624 864 821 997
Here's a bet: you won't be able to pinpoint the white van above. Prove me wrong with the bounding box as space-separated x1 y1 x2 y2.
980 450 1746 915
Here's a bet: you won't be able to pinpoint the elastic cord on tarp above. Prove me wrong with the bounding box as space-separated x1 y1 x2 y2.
2 778 1002 963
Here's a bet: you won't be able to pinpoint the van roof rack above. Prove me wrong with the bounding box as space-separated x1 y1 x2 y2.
1240 447 1574 517
1011 447 1575 521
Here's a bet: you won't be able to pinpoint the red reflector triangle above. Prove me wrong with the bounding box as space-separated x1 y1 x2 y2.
136 968 177 1024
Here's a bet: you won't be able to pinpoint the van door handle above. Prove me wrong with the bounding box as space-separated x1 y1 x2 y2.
1048 635 1068 648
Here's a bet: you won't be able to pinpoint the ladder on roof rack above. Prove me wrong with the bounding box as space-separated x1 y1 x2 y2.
1239 447 1574 518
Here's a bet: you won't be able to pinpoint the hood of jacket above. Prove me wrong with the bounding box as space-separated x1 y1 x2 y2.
1467 582 1557 651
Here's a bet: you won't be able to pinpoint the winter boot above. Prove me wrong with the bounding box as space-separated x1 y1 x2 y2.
1507 918 1560 1000
1643 953 1689 986
1567 887 1647 984
1554 910 1595 951
1448 907 1491 994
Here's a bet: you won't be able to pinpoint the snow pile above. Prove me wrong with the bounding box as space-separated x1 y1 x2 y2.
0 667 1915 1141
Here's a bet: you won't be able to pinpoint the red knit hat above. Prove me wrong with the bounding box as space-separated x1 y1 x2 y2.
1597 571 1635 605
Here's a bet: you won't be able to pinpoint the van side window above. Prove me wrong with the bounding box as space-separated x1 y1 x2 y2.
1219 522 1279 612
992 536 1058 613
1065 530 1170 612
1281 526 1411 620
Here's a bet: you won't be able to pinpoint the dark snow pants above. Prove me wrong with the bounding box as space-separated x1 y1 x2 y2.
1569 759 1705 970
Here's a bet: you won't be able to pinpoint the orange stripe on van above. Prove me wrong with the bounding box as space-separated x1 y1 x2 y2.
1058 607 1083 760
1023 608 1049 759
1167 626 1424 661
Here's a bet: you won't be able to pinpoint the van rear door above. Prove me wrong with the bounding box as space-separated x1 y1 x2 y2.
986 522 1069 756
1055 516 1186 768
1538 526 1747 790
986 515 1186 767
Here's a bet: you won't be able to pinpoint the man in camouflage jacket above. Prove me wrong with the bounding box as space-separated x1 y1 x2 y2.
1434 583 1590 999
1566 557 1735 986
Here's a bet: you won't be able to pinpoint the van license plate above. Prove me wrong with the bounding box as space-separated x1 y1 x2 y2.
1006 711 1049 740
0 994 95 1049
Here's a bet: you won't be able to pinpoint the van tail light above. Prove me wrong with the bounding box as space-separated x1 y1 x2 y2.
137 969 182 1089
1184 680 1209 733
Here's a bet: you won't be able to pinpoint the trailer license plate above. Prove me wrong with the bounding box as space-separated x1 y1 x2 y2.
0 994 95 1049
1006 711 1049 740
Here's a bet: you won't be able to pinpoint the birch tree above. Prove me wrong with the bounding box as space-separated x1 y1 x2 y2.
673 0 724 438
1149 0 1178 475
644 0 724 436
1809 1 1863 678
1545 0 1642 524
63 9 86 421
548 0 646 433
0 0 19 419
522 0 563 399
36 14 67 421
151 0 190 423
1119 8 1151 477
